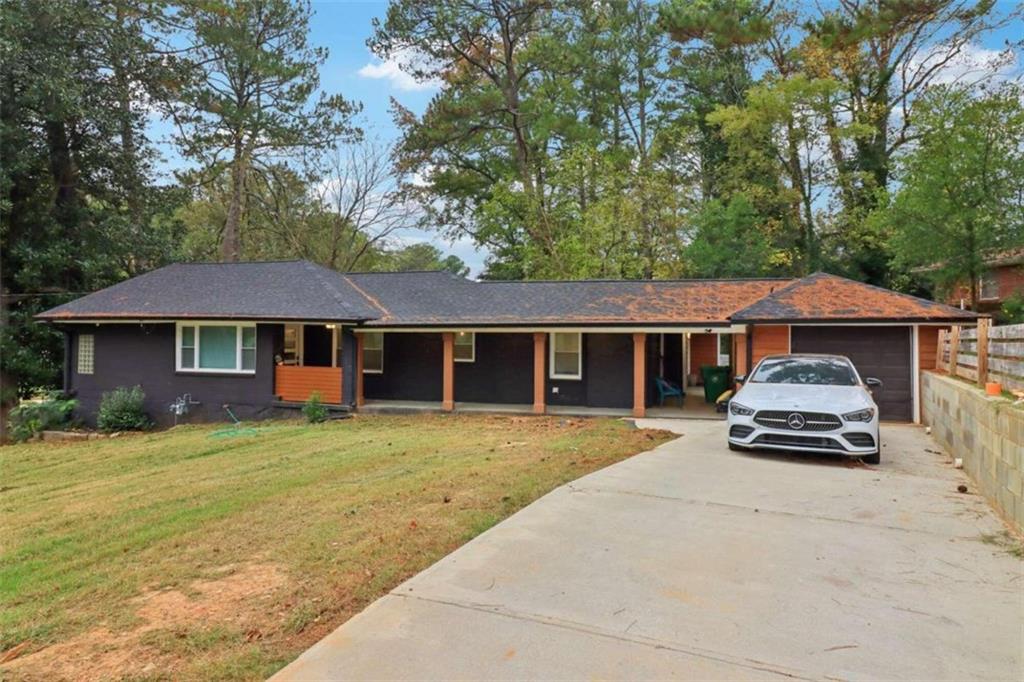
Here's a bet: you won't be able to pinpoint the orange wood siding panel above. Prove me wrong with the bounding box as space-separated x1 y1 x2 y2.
275 365 342 404
918 326 948 370
732 333 748 378
688 333 718 375
752 325 790 366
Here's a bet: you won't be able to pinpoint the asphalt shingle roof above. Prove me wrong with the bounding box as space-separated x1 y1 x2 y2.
37 261 980 325
346 276 790 326
36 261 382 321
731 272 980 322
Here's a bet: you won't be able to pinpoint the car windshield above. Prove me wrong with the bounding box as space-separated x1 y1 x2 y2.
750 357 857 386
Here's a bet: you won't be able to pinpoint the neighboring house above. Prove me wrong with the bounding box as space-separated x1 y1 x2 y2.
37 261 979 426
944 247 1024 314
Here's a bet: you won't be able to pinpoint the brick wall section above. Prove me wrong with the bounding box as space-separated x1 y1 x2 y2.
922 370 1024 533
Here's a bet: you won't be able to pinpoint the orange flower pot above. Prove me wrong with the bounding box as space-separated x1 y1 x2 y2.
985 382 1002 396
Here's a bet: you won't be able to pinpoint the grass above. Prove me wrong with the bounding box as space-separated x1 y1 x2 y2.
0 414 672 680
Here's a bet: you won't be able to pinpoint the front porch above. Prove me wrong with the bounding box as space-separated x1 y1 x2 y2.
354 329 738 419
359 395 723 420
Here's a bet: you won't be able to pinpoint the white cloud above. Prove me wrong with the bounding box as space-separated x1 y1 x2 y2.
907 42 1019 88
358 49 443 92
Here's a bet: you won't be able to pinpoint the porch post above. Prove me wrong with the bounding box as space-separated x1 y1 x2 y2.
633 332 646 418
355 333 365 408
442 332 455 412
533 332 546 414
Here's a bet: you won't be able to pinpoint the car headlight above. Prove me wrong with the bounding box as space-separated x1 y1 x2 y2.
842 408 875 422
729 401 754 416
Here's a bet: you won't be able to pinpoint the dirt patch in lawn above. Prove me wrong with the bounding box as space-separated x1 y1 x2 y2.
3 564 288 680
1 414 674 680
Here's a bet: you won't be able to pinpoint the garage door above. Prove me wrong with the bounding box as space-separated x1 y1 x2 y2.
791 326 912 422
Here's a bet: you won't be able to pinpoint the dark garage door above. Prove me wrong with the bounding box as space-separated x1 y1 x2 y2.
791 326 912 422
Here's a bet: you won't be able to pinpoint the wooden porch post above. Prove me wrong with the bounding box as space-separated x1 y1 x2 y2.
633 332 647 418
533 332 546 414
355 333 365 408
442 332 455 412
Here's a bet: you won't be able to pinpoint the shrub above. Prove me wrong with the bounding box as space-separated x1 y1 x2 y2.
999 292 1024 325
302 392 329 424
9 394 78 442
97 386 151 432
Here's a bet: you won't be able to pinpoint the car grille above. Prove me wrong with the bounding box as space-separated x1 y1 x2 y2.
729 425 755 439
752 434 845 450
843 433 876 448
753 410 842 432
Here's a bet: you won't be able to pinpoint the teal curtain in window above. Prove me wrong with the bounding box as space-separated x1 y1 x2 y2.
199 326 237 369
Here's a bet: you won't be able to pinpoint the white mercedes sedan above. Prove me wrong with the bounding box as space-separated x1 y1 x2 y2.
727 354 882 464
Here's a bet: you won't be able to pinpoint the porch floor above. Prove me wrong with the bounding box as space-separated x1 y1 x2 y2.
361 392 723 420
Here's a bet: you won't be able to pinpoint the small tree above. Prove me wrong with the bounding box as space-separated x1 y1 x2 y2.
302 392 329 424
878 85 1024 310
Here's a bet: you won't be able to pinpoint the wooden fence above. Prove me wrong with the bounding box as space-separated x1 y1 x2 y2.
936 321 1024 392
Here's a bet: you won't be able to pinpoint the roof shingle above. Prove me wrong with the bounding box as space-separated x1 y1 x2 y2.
37 262 980 326
36 261 382 321
731 272 980 322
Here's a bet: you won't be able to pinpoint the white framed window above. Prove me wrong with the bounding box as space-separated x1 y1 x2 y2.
362 332 383 374
454 331 475 362
77 334 95 375
979 272 999 300
550 332 582 380
176 322 256 374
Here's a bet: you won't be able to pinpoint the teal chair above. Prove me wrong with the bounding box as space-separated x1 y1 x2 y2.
654 377 684 406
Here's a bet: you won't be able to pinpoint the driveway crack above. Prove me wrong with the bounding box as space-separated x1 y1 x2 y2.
394 592 815 680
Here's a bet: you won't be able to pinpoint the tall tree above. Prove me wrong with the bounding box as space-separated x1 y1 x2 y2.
0 0 185 437
171 0 360 261
873 85 1024 310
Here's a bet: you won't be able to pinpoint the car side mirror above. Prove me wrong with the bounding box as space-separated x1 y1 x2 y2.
865 377 883 390
734 374 746 384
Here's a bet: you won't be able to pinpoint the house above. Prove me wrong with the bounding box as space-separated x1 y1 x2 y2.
37 261 980 426
944 247 1024 314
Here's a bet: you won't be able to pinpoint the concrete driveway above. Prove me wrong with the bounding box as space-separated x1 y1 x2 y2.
274 420 1023 681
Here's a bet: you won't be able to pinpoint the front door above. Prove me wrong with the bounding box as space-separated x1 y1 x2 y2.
303 325 334 367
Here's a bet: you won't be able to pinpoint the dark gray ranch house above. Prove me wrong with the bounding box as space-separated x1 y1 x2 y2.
37 260 978 425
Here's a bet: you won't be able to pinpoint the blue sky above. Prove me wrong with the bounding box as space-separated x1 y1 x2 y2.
151 0 1023 276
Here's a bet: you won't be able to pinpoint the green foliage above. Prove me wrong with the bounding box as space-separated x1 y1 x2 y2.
302 392 329 424
97 386 151 433
171 0 360 261
1000 292 1024 325
684 196 775 277
9 395 77 442
876 85 1024 309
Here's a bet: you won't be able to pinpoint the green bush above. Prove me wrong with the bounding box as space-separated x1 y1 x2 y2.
302 392 329 424
97 386 151 432
999 292 1024 325
9 394 78 442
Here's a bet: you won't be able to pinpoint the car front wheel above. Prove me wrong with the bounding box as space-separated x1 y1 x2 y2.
862 451 881 465
728 442 746 452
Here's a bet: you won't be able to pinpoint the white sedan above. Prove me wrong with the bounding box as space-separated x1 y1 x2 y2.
727 354 882 464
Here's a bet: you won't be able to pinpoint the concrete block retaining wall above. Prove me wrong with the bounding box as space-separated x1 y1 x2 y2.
921 370 1024 533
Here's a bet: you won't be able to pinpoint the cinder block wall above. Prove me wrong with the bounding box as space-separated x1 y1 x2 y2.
922 371 1024 533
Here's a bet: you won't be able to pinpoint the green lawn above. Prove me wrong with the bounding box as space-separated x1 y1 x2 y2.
0 414 671 680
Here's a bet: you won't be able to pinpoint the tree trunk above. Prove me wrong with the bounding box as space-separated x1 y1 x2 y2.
222 144 247 262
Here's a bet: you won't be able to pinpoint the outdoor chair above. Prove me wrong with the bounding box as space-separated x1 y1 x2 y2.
655 376 684 407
